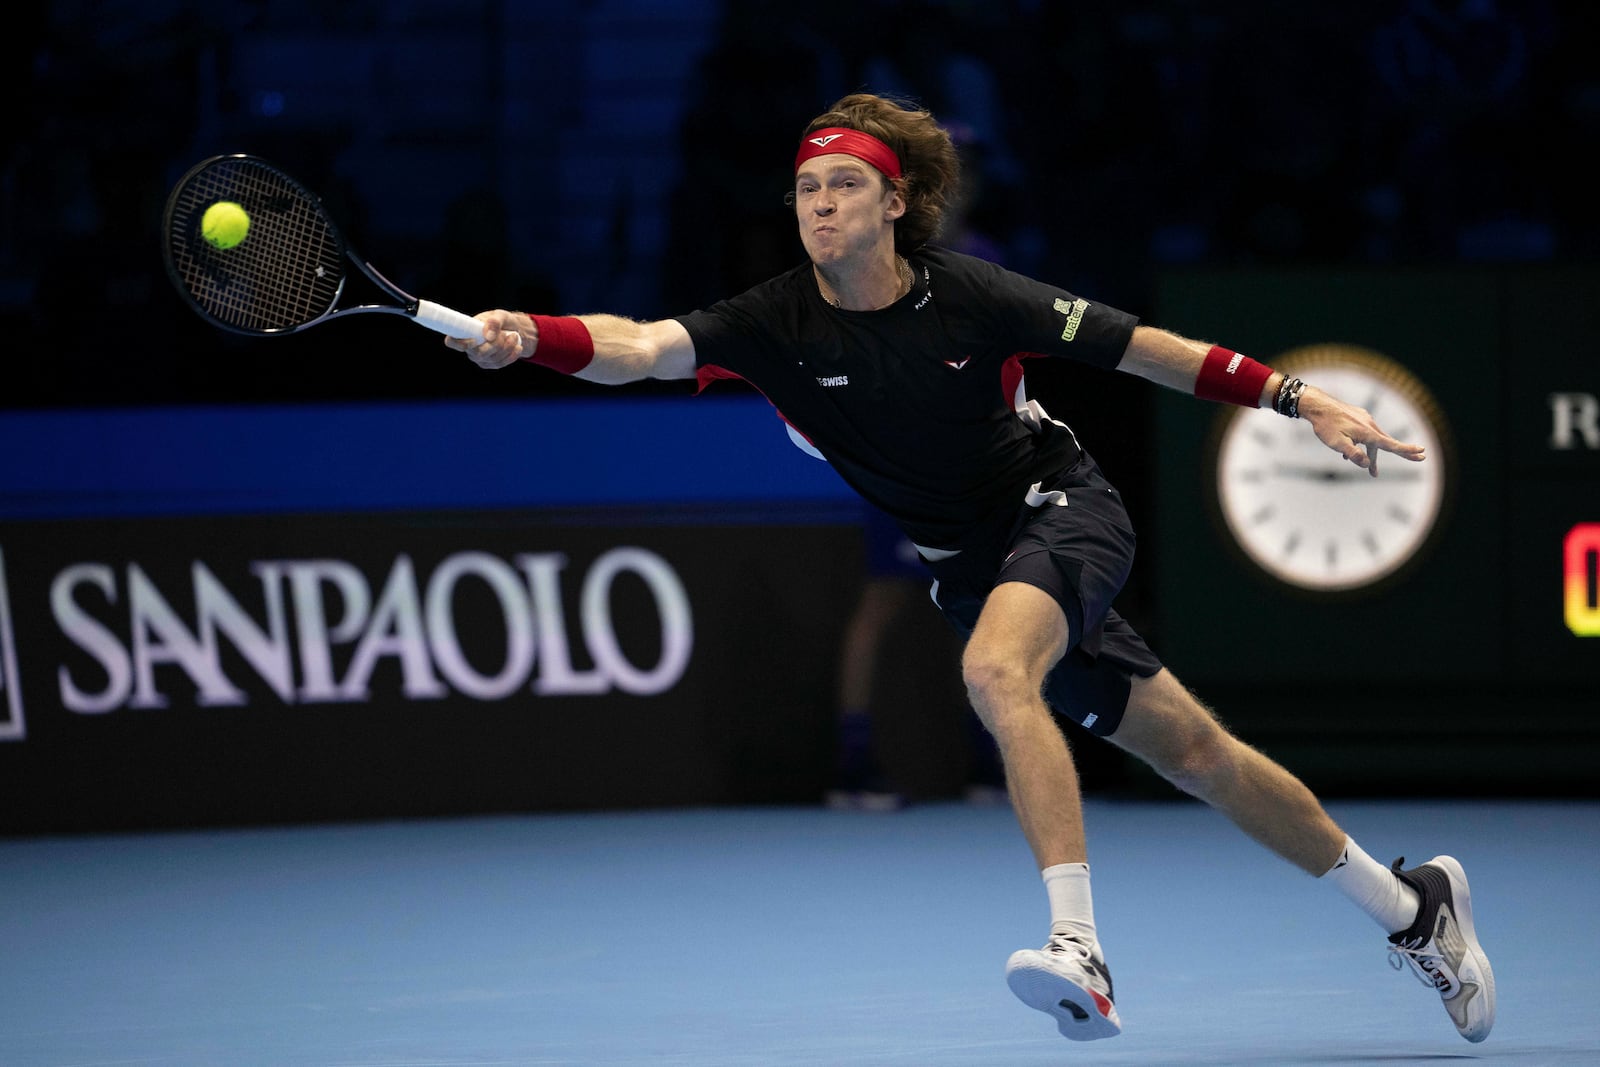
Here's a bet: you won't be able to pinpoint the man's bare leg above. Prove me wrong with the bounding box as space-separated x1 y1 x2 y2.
1110 668 1343 874
1108 668 1495 1041
962 582 1122 1040
960 581 1082 868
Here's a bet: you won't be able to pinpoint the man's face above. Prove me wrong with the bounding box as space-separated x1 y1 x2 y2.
792 154 905 266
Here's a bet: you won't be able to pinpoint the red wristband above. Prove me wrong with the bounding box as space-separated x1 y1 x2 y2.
1194 345 1272 407
526 315 595 374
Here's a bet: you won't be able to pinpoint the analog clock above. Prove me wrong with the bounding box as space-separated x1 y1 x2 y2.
1208 344 1454 594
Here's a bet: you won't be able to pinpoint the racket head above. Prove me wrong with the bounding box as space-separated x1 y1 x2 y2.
162 154 349 336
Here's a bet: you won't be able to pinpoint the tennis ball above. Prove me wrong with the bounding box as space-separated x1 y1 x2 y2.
202 200 250 250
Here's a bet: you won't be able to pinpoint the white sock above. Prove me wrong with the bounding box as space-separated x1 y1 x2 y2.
1042 862 1099 949
1320 836 1421 935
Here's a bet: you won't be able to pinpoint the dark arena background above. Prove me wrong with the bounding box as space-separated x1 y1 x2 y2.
2 4 1596 1064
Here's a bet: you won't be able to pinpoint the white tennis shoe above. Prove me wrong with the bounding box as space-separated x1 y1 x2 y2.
1005 929 1121 1041
1387 855 1496 1043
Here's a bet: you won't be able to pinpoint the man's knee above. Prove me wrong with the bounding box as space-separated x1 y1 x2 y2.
962 647 1025 712
960 581 1071 736
961 648 1051 742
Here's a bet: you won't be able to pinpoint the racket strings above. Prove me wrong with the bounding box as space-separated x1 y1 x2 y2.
168 159 345 332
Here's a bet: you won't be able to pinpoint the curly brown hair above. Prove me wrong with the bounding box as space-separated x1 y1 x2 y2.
801 93 962 253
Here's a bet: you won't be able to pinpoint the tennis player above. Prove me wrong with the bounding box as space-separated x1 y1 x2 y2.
445 93 1494 1044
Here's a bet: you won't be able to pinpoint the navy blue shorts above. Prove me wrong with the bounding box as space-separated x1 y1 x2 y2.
920 453 1163 737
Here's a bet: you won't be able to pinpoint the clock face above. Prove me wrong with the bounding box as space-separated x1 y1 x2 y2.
1210 345 1452 593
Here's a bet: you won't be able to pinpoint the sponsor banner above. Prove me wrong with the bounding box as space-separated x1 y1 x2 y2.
0 547 21 741
0 511 862 833
1504 272 1600 475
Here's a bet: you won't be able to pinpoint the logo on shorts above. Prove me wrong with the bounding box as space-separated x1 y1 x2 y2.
943 358 970 370
0 546 24 741
1024 483 1070 508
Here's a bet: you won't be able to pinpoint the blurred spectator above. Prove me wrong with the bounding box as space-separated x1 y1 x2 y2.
827 503 1006 811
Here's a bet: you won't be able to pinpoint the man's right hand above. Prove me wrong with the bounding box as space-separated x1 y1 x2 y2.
444 309 528 369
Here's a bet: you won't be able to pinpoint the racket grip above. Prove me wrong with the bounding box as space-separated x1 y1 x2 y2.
413 300 486 341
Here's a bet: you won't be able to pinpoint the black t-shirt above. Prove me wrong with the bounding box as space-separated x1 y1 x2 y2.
675 245 1139 548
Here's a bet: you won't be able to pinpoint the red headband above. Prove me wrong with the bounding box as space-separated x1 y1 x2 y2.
794 127 903 180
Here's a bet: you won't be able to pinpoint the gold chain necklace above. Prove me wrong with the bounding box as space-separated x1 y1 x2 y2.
824 255 913 310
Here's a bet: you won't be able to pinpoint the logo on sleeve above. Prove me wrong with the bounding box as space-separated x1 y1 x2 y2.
942 358 970 370
1054 297 1088 342
816 375 849 387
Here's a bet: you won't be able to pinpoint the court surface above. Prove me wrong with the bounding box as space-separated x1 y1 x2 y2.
2 798 1594 1066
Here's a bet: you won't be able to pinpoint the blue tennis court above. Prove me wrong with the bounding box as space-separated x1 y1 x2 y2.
2 797 1593 1065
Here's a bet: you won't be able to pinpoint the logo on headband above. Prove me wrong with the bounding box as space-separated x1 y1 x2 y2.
794 128 903 179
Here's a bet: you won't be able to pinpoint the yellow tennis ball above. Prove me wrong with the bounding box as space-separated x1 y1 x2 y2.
202 200 250 250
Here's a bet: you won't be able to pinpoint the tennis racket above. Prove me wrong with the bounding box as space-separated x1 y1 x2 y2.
162 153 485 341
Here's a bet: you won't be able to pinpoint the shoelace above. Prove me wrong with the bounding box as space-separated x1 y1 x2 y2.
1389 941 1450 991
1045 931 1094 959
1042 931 1115 1003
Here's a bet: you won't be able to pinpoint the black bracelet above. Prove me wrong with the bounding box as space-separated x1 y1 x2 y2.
1274 376 1306 418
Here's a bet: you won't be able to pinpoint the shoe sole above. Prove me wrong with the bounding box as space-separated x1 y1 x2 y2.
1005 951 1122 1041
1429 855 1496 1043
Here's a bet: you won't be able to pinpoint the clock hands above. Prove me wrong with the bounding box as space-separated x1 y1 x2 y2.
1268 463 1423 483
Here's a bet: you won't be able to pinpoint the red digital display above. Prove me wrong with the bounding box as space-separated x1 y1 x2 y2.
1565 523 1600 637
